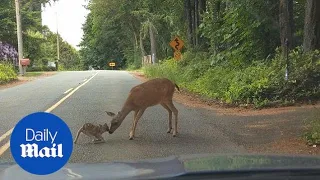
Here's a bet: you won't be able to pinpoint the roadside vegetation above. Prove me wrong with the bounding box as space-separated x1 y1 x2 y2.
144 48 319 108
304 119 320 146
0 63 17 84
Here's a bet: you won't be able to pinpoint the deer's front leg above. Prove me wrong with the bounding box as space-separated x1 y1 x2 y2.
93 134 105 144
129 108 146 140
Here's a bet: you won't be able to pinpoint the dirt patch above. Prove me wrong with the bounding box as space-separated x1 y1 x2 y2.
0 71 57 90
128 71 320 117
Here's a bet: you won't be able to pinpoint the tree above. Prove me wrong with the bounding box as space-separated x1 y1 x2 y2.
279 0 294 53
303 0 320 52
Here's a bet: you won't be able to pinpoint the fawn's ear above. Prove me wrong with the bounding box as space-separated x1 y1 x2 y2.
106 111 116 117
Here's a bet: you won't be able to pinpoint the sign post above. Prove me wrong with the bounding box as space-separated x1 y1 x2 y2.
169 36 184 61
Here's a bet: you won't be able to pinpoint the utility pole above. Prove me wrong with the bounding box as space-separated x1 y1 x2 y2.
56 11 60 63
15 0 24 75
55 2 60 70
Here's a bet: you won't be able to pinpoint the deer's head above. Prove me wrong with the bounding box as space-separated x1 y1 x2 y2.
106 111 123 134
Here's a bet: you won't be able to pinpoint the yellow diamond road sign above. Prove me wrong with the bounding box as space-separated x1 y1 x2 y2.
170 36 184 51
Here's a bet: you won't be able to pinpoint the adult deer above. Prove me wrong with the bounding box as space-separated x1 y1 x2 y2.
106 78 180 140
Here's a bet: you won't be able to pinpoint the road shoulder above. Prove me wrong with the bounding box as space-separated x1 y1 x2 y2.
0 72 57 90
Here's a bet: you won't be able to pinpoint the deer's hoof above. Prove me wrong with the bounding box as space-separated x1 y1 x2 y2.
173 131 177 137
167 128 172 133
129 137 134 140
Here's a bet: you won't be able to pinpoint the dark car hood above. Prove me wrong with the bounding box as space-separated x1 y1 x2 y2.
0 153 320 180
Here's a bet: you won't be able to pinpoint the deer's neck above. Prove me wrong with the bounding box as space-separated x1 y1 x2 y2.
119 104 133 122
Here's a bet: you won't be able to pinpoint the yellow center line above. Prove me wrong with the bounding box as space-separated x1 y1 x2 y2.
0 71 99 156
63 88 74 94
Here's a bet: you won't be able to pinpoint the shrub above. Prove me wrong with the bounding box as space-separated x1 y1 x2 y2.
26 66 57 72
304 119 320 145
143 47 320 108
0 63 18 84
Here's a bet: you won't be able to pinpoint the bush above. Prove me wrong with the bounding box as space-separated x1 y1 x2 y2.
143 48 320 108
26 66 57 72
0 63 18 84
304 119 320 145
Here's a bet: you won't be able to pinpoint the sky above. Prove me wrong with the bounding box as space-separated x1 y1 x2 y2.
41 0 89 50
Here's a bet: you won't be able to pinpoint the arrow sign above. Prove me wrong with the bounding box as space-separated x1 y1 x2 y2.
170 36 184 51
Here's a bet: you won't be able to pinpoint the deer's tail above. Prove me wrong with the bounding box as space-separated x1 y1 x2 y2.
175 83 180 92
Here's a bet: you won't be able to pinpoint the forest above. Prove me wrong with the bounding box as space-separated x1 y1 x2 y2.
80 0 319 108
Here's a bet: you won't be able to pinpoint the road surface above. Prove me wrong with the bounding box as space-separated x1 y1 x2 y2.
0 70 318 163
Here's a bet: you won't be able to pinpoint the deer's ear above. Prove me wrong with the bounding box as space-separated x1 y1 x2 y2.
106 111 116 117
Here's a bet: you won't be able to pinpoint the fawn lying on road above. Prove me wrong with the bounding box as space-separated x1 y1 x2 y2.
106 78 180 140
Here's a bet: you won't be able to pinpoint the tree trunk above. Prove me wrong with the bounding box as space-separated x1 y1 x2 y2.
194 0 199 46
198 0 206 47
133 31 138 65
279 0 294 56
185 0 193 46
199 0 206 15
139 31 146 57
149 24 157 64
303 0 320 52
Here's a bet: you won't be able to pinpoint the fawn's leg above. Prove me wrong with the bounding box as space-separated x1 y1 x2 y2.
161 103 172 133
73 128 83 144
129 108 146 140
166 101 178 137
93 134 105 144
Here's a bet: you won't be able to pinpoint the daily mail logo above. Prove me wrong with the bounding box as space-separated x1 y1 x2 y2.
20 129 63 158
10 112 73 175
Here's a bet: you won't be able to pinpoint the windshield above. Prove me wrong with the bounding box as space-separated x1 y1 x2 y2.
0 0 319 178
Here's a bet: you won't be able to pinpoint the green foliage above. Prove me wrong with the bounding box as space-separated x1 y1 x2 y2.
144 48 320 108
26 66 56 72
304 119 320 145
0 63 17 84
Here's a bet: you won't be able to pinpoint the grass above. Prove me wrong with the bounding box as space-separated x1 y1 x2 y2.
304 119 320 145
24 72 43 77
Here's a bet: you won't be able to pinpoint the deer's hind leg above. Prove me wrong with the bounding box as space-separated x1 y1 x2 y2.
165 100 178 137
161 103 173 133
74 128 83 144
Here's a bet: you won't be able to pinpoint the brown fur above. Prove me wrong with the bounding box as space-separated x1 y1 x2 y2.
74 123 109 144
106 78 179 140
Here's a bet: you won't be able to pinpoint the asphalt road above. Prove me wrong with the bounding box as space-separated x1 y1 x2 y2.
0 70 318 163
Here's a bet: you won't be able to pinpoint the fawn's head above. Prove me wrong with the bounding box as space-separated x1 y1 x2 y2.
106 111 123 134
102 123 110 132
